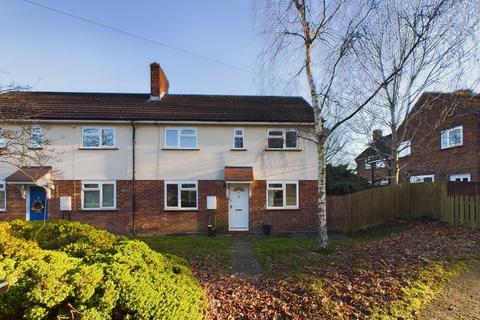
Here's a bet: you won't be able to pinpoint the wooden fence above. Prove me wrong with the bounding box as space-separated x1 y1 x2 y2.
327 182 480 232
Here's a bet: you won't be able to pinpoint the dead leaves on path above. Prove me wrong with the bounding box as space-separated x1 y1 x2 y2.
192 221 480 319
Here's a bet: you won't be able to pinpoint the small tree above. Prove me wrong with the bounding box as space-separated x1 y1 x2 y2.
256 0 476 247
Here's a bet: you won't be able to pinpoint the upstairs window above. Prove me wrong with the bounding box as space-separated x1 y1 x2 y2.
233 128 245 149
267 129 298 149
81 181 116 210
441 126 463 149
82 127 115 148
165 128 197 149
0 181 6 211
30 126 43 148
165 181 198 209
267 181 298 209
398 140 411 158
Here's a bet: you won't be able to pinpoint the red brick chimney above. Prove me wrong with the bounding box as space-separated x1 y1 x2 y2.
372 129 383 141
150 62 169 100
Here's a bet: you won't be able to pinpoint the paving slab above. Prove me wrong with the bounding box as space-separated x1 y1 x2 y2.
230 236 262 276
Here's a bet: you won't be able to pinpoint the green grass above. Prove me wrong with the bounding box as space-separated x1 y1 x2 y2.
131 235 232 270
370 259 480 319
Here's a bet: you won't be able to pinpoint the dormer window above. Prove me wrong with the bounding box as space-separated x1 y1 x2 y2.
82 127 115 148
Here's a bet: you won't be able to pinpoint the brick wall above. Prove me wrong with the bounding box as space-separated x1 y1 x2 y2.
356 96 480 183
0 180 318 235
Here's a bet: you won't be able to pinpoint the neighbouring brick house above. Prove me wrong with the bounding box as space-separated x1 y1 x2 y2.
0 63 319 234
356 91 480 184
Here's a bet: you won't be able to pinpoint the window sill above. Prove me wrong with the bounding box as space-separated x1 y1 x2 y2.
78 147 118 150
265 148 302 152
440 144 463 150
266 207 299 210
161 148 200 151
164 208 198 211
231 148 247 151
81 208 117 211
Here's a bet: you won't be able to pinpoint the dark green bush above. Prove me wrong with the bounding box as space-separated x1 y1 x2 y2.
0 220 206 320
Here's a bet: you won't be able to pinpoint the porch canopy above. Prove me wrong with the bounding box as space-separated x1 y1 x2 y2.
5 166 54 198
224 166 254 183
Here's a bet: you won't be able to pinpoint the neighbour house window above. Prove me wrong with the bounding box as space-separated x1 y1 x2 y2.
30 126 43 148
398 140 411 158
440 126 463 149
82 127 115 148
233 128 245 149
365 158 386 169
365 159 372 169
449 173 471 182
267 181 298 209
81 181 116 210
409 175 435 183
0 181 6 211
165 128 197 149
267 129 298 149
376 160 386 168
0 128 6 148
165 181 198 209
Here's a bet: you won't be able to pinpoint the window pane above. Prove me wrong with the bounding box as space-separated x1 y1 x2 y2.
84 191 100 208
83 135 100 147
235 129 243 136
166 184 178 207
31 128 43 148
286 184 297 206
180 136 196 148
102 129 115 147
269 130 283 136
285 131 297 148
268 183 282 188
83 183 99 189
181 190 197 208
181 183 196 189
234 137 243 149
181 129 196 135
83 128 98 135
268 137 283 149
424 177 433 182
268 189 283 207
450 128 462 145
166 130 178 147
0 191 5 210
102 184 114 207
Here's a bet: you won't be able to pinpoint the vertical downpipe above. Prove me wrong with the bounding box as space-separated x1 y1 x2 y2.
131 121 137 235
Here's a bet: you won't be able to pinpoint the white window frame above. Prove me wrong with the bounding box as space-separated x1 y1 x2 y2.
164 181 198 210
232 128 245 149
449 173 471 182
398 140 411 158
365 159 372 169
82 127 116 148
0 181 6 211
267 129 299 150
164 128 198 149
375 160 386 168
440 126 463 149
30 126 43 149
81 180 116 210
409 175 435 183
266 181 299 209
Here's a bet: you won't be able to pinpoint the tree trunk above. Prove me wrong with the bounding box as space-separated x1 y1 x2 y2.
317 135 328 248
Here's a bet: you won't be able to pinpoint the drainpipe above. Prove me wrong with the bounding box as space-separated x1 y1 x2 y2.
131 121 137 235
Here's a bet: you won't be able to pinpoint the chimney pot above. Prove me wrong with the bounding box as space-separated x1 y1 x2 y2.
150 62 169 100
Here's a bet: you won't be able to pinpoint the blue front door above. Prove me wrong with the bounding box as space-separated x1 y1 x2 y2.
29 186 47 221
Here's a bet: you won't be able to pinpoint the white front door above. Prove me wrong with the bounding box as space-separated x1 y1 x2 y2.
228 184 249 231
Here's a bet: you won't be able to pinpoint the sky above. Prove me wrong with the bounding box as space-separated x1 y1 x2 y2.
0 0 267 95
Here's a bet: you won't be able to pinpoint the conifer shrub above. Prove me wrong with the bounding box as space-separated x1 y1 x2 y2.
0 220 205 320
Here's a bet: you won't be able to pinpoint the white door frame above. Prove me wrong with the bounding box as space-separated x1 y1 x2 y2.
228 183 249 231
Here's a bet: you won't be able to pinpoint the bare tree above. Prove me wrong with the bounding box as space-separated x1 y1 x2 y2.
256 0 475 247
352 0 480 184
0 83 54 175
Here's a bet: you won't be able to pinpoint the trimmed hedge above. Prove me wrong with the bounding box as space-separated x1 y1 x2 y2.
0 220 206 320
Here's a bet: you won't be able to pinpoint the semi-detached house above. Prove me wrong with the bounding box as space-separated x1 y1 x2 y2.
0 63 318 234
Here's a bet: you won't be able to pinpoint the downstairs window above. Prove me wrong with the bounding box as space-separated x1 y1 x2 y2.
267 181 298 209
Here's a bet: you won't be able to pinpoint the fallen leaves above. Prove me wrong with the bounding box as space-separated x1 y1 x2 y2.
190 221 480 319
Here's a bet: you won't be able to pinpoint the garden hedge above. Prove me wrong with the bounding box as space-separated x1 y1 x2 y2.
0 220 206 320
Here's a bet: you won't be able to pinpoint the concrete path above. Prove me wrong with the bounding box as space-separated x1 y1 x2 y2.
230 236 262 276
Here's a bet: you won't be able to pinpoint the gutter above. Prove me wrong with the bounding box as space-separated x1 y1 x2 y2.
130 121 137 235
